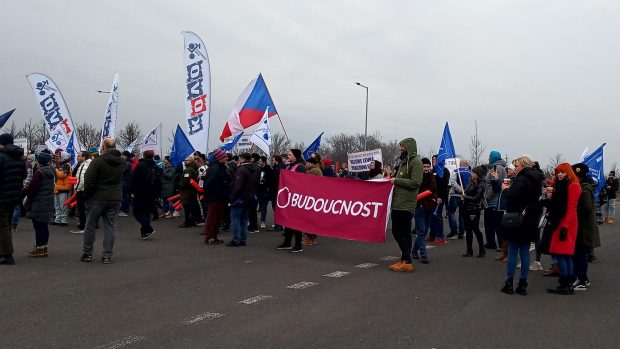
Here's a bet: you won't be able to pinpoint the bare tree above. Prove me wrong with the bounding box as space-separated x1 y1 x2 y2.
75 122 102 149
546 152 566 174
270 132 288 156
468 120 486 167
381 139 400 168
609 162 618 176
117 121 142 149
324 133 358 165
1 121 18 139
17 119 48 150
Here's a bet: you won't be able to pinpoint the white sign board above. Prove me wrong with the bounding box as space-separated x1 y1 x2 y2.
236 135 253 150
347 149 383 172
14 137 28 156
444 158 460 174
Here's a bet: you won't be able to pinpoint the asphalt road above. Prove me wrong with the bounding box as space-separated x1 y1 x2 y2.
2 209 619 349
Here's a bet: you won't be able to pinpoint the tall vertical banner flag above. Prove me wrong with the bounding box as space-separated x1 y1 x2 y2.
583 143 606 197
100 72 120 145
169 125 195 168
0 108 15 128
436 122 457 177
220 73 278 141
303 132 324 161
182 31 211 154
141 123 162 154
249 107 272 155
219 132 244 152
26 73 79 164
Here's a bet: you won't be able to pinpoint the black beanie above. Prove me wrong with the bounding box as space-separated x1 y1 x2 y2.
291 149 302 160
0 133 13 146
421 157 431 165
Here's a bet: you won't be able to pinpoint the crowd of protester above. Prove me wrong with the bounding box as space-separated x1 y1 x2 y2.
0 133 615 296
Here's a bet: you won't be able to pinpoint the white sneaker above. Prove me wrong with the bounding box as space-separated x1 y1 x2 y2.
118 212 129 217
70 230 85 234
529 261 544 271
172 211 180 217
516 263 521 269
260 222 266 229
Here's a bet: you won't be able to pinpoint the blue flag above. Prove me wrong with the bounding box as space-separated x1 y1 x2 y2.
66 134 77 166
583 143 605 198
435 122 456 178
303 132 324 160
169 125 195 168
219 132 244 153
0 108 15 128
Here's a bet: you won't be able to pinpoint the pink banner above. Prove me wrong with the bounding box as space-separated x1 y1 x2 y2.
275 171 394 243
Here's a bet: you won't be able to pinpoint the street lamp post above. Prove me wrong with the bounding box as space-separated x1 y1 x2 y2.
355 82 369 150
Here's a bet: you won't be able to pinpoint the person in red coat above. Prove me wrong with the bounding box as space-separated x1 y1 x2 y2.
545 163 581 295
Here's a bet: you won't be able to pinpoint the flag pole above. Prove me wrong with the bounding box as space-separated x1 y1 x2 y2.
260 72 292 148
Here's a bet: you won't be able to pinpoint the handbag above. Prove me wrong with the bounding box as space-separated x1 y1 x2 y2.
501 208 526 228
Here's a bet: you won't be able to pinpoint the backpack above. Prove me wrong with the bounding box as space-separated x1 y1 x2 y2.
146 164 163 196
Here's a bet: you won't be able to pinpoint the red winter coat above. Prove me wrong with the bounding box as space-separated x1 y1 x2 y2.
549 181 581 255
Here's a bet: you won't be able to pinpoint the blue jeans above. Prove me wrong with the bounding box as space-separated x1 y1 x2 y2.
555 254 573 277
447 196 464 235
231 206 249 243
412 207 430 256
12 205 20 225
430 202 444 239
257 192 270 223
506 241 530 280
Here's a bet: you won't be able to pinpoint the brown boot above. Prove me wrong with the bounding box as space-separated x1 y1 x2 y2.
609 218 615 224
388 260 404 271
495 240 509 261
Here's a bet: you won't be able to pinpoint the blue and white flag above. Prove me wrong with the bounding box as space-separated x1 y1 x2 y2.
170 125 195 168
182 31 211 154
583 143 606 197
141 123 162 154
219 132 244 152
100 73 119 145
436 122 456 178
303 132 324 161
249 107 271 155
0 108 15 128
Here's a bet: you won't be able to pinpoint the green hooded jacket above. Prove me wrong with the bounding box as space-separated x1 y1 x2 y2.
392 138 423 212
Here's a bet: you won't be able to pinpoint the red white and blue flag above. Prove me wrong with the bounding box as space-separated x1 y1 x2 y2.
219 73 278 141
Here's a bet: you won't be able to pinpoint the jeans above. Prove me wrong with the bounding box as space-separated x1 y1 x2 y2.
83 200 121 258
0 204 15 256
205 202 225 240
573 244 589 283
463 210 484 253
484 207 503 249
447 196 464 235
429 202 444 239
555 254 573 278
603 199 616 219
257 192 270 223
32 220 49 246
506 241 530 280
391 210 413 263
412 207 430 256
54 192 69 224
231 206 249 243
271 200 283 230
133 196 154 234
76 192 86 230
12 205 20 225
120 185 131 213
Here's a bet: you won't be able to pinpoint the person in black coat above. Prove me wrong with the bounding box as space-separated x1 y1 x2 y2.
227 153 258 247
203 149 231 245
131 150 161 239
24 153 55 257
0 134 27 265
500 155 544 296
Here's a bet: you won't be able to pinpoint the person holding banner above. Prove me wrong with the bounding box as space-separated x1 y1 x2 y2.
277 149 307 253
388 138 423 272
24 153 55 257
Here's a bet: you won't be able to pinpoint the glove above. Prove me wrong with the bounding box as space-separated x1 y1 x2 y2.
559 227 568 241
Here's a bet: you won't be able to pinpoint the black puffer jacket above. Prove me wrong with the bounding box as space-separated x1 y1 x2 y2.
84 149 125 201
502 167 545 243
25 166 55 223
0 144 26 206
230 162 259 205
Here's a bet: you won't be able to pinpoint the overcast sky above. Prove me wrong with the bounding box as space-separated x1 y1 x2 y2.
2 0 619 168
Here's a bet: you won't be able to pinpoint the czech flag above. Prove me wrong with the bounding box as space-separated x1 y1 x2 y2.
219 73 278 141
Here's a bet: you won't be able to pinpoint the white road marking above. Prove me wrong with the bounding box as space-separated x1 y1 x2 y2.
354 263 378 269
182 312 224 325
426 245 436 249
323 271 351 278
239 295 272 304
96 336 144 349
380 256 399 261
287 281 319 289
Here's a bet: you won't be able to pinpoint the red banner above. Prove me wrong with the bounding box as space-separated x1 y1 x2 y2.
274 171 394 242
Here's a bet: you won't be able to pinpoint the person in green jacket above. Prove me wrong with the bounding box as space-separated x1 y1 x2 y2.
388 138 423 272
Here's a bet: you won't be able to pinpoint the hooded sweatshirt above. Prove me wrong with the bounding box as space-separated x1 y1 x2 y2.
391 138 423 211
484 151 507 207
84 149 125 201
